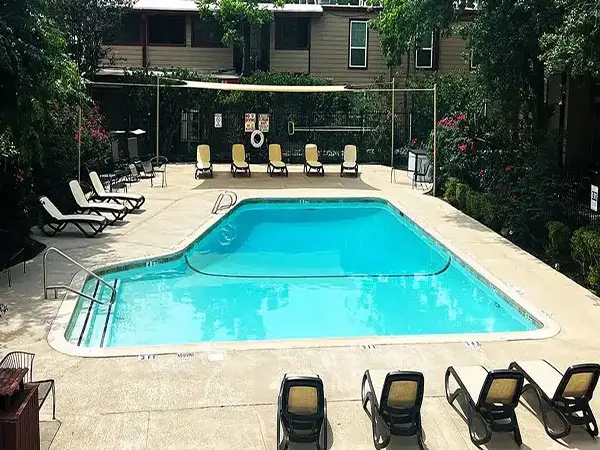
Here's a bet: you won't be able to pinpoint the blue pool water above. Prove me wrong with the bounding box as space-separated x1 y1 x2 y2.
68 199 538 347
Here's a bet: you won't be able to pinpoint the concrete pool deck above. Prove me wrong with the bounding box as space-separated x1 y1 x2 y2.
2 163 600 449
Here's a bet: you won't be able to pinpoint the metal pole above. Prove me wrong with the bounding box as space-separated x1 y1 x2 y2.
156 75 160 159
390 77 395 183
409 113 412 143
78 106 82 182
432 83 438 196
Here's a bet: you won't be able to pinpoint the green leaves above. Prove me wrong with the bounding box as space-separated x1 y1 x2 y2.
370 0 454 67
49 0 133 77
197 0 279 50
540 0 600 78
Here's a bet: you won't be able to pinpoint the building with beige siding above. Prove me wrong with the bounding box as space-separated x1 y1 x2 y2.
101 0 474 85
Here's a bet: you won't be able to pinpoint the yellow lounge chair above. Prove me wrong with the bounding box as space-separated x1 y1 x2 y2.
304 144 324 176
341 144 358 177
267 144 288 177
195 144 213 179
231 143 250 178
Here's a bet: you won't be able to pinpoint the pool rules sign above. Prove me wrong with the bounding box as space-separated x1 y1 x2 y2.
592 185 599 212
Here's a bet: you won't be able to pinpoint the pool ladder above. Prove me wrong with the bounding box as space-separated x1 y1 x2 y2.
43 247 117 347
212 191 238 214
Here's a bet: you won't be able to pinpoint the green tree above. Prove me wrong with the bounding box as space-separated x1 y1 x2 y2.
49 0 132 77
369 0 454 69
540 0 600 78
196 0 283 74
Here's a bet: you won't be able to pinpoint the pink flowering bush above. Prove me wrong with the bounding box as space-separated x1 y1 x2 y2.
431 113 486 193
33 103 111 212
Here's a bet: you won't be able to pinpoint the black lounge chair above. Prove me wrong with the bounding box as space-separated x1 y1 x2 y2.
231 144 251 178
39 196 109 237
69 180 128 224
445 365 524 446
304 144 324 176
0 351 56 419
361 369 425 449
277 374 327 450
89 171 145 210
509 360 600 438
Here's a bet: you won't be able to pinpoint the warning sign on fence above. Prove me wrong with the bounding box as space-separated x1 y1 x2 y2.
592 185 598 212
258 114 270 132
214 113 222 128
244 113 256 132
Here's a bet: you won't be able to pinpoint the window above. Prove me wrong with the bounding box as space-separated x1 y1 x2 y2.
192 17 224 47
415 33 434 69
181 110 200 141
148 15 186 45
103 14 142 45
349 20 368 68
275 18 310 50
452 0 479 9
469 49 478 69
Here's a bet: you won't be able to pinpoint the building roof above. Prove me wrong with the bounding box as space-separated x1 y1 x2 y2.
132 0 324 13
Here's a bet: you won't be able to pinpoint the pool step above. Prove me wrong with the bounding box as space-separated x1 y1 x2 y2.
75 279 119 347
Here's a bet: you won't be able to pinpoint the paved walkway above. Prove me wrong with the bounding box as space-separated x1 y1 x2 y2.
1 164 600 449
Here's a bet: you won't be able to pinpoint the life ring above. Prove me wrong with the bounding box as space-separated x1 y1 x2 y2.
250 130 264 148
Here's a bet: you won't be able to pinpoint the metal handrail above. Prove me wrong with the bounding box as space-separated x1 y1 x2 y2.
43 247 115 301
211 191 237 214
49 285 106 306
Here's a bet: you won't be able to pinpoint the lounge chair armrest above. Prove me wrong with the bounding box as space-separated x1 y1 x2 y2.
362 369 381 412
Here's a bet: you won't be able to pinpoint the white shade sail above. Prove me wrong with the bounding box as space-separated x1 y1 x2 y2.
179 80 350 92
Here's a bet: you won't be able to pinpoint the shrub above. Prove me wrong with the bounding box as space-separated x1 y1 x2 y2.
444 178 459 205
571 228 600 277
464 190 500 230
455 182 470 210
545 221 571 266
589 264 600 293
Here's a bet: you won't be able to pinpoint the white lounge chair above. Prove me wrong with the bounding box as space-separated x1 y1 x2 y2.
231 144 250 178
69 180 128 224
89 171 145 210
267 144 288 177
304 144 324 176
195 144 213 178
341 145 358 177
38 196 108 237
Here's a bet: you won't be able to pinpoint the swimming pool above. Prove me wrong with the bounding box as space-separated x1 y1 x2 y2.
66 198 540 348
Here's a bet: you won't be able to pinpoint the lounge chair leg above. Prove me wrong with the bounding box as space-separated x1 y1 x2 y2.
467 404 492 446
585 406 599 436
513 411 523 445
416 418 425 450
51 382 56 420
519 383 571 439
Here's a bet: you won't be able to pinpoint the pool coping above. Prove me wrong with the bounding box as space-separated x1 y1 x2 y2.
47 193 560 358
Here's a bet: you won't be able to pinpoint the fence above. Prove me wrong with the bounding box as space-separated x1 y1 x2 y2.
130 107 432 166
561 171 600 229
